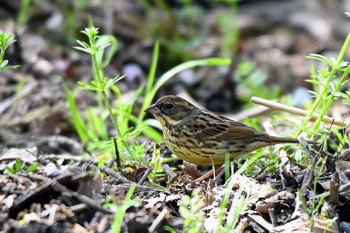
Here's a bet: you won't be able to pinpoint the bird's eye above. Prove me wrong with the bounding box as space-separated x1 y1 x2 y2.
163 103 174 111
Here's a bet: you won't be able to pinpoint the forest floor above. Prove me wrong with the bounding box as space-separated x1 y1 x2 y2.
1 1 350 232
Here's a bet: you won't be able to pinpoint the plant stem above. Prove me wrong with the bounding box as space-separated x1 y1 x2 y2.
312 64 350 130
92 54 132 156
311 33 350 130
300 32 350 134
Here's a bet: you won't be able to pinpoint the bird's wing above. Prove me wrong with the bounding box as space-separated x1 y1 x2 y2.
193 120 258 141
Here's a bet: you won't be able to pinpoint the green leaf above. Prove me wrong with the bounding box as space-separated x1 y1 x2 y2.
87 107 108 141
105 75 124 89
163 226 176 233
64 83 89 143
111 184 140 233
91 34 118 69
95 35 112 66
77 81 102 91
0 63 19 71
15 158 23 172
306 54 330 64
0 32 16 50
73 40 91 54
0 60 8 67
28 162 40 172
6 166 16 174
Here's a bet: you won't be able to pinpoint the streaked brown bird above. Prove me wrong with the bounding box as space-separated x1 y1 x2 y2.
145 95 311 166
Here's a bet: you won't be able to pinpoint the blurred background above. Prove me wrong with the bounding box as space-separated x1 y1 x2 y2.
0 0 349 144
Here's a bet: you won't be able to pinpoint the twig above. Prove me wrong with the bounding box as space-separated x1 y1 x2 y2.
162 164 177 179
138 167 153 185
247 214 274 233
148 208 170 232
300 135 321 195
106 157 116 168
329 172 339 207
100 166 130 184
313 180 350 200
251 97 345 127
268 208 277 227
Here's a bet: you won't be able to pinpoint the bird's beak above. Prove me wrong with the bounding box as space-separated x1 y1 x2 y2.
145 104 161 115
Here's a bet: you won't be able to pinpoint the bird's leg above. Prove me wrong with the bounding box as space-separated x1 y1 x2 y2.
194 164 225 182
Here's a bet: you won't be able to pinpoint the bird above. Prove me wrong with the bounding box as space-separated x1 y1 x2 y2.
145 95 313 166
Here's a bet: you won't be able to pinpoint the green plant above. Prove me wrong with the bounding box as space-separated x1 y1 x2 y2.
178 190 206 233
216 0 239 58
6 158 40 174
57 0 86 44
141 1 209 67
16 0 36 27
240 32 350 167
299 32 350 136
298 157 327 233
141 1 240 69
164 226 177 233
216 152 264 232
108 184 141 232
70 26 231 162
177 153 264 233
73 27 133 156
0 32 19 71
235 61 280 107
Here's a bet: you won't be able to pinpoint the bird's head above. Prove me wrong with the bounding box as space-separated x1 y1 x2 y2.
145 95 196 127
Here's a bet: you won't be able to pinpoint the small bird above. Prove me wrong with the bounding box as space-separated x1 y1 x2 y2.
145 95 312 166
